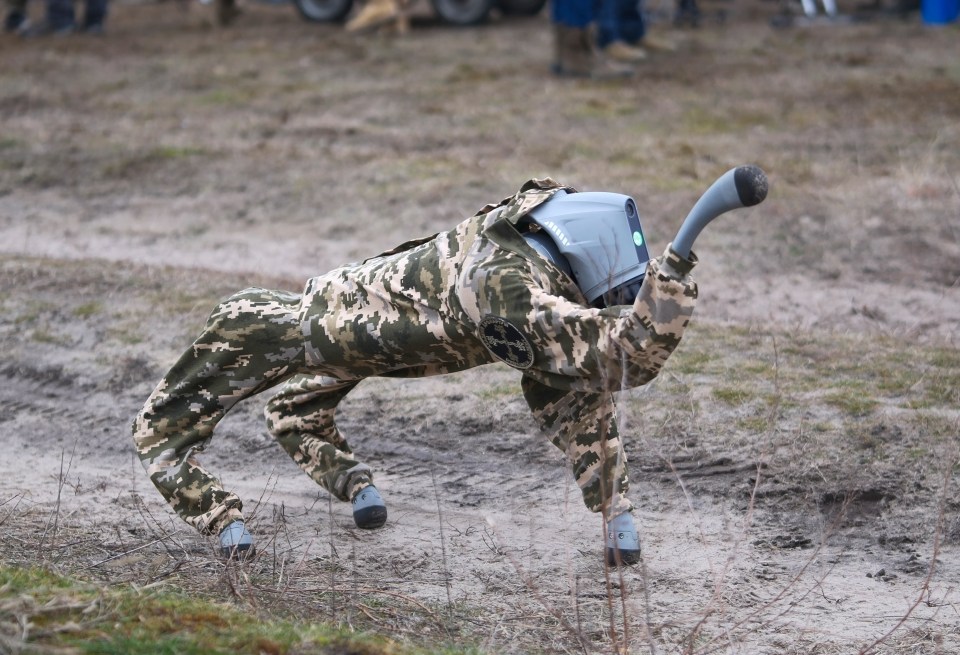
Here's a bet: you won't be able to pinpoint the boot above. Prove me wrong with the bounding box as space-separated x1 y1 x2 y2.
640 31 677 52
352 484 388 529
553 25 633 79
602 40 647 63
552 24 592 77
345 0 400 33
605 511 641 565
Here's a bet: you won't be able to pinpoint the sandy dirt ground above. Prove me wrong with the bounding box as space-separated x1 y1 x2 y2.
1 1 959 652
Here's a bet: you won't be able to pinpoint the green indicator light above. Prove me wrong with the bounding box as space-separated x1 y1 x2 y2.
633 231 643 246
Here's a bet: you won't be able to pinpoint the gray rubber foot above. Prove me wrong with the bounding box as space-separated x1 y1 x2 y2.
219 520 255 560
605 512 641 566
352 485 387 529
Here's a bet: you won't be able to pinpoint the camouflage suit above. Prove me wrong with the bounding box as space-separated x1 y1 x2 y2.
132 179 698 536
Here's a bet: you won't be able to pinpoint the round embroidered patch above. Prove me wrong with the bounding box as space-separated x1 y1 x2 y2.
478 315 534 370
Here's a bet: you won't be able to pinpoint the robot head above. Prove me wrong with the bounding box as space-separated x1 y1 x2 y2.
522 190 651 308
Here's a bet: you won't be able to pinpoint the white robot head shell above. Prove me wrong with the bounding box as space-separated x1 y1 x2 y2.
523 190 651 308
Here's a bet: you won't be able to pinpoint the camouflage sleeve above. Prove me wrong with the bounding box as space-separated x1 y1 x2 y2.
478 246 698 392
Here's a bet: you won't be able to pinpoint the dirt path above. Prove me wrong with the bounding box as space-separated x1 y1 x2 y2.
1 2 959 652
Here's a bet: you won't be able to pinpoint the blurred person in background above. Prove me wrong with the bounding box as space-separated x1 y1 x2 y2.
551 0 633 77
552 0 675 77
597 0 676 63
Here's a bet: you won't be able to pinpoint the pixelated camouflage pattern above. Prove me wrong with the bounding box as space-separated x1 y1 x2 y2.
132 179 698 534
132 289 306 534
264 375 373 503
521 379 632 516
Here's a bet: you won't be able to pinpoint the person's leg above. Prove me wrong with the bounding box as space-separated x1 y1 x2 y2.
81 0 106 29
550 0 590 75
521 377 632 518
552 0 633 77
132 288 306 536
612 0 673 52
45 0 75 30
597 0 647 63
595 0 620 49
617 0 645 44
551 0 592 27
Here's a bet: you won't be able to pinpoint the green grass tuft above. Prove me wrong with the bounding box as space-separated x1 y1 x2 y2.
150 145 208 160
712 386 754 405
74 301 104 318
0 566 469 655
824 391 878 417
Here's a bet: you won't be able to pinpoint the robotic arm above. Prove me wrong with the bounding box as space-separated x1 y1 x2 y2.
671 165 769 260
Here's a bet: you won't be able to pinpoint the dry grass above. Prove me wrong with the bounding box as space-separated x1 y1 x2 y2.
1 295 957 653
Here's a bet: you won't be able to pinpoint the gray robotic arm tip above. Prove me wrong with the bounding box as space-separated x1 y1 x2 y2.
734 165 769 207
671 165 769 259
